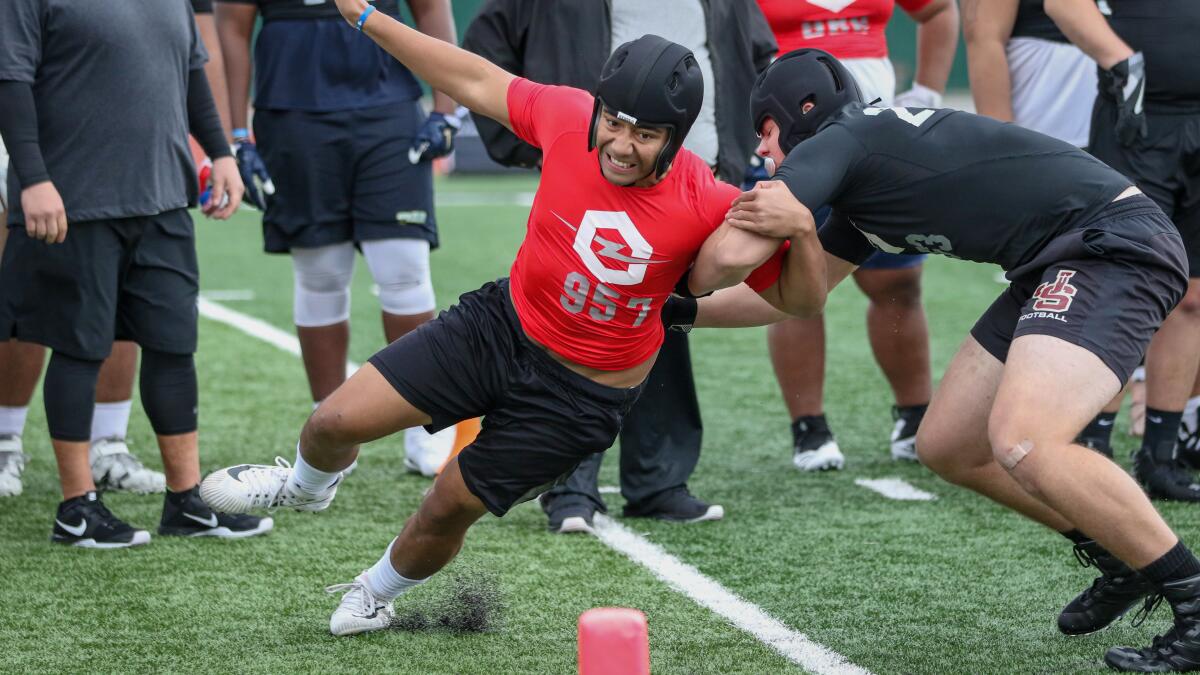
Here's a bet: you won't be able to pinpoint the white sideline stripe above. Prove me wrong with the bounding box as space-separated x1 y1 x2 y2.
598 485 620 494
436 192 536 207
593 516 871 675
196 297 359 378
200 289 257 302
197 296 868 674
854 478 937 502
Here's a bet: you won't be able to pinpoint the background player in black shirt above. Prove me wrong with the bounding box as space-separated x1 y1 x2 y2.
703 48 1200 672
1045 0 1200 506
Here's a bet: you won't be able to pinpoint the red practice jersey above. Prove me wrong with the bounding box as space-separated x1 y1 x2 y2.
757 0 933 59
505 78 782 371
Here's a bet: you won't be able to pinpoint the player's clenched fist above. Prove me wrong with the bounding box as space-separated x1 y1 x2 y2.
22 181 68 244
725 181 815 240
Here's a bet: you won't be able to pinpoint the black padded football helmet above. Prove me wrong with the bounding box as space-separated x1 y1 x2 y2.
588 34 704 180
750 48 863 154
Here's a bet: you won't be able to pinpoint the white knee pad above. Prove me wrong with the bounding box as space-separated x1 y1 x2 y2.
361 238 436 315
292 242 356 327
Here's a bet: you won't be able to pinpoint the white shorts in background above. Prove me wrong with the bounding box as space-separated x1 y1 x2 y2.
842 57 896 107
1007 37 1097 147
0 137 8 211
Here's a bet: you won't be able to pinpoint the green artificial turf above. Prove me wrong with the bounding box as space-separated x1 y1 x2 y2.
1 174 1194 674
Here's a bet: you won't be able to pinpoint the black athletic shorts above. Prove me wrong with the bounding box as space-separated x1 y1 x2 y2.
0 209 199 361
254 101 438 253
1090 99 1200 275
368 279 645 517
972 195 1187 384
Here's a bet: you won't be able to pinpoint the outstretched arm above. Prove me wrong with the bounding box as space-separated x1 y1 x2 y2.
691 252 856 328
962 0 1018 121
1043 0 1133 68
901 0 959 105
332 0 514 128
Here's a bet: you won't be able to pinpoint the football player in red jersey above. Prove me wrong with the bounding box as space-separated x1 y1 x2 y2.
199 1 827 636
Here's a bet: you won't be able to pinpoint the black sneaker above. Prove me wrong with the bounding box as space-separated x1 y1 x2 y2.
51 491 151 549
1059 539 1154 635
1179 417 1200 470
539 493 595 534
623 487 724 523
890 405 926 462
1105 573 1200 672
1135 448 1200 502
159 486 274 538
791 415 844 471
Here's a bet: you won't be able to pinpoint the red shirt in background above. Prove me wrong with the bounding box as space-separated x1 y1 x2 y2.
505 78 782 371
757 0 932 58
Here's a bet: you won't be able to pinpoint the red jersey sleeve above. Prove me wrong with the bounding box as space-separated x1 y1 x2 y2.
506 77 594 151
897 0 935 14
697 180 787 293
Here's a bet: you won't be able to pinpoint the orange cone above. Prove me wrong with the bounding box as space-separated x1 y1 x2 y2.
435 418 481 475
578 608 650 675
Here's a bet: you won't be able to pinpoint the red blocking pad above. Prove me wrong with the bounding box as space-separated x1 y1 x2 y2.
578 607 650 675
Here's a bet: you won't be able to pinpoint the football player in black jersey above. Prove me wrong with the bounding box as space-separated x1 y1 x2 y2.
694 48 1200 671
1046 0 1200 510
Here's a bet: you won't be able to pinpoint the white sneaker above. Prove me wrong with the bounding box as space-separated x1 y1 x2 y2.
0 435 28 498
793 441 845 471
403 426 456 477
326 572 395 636
199 457 341 514
90 437 166 494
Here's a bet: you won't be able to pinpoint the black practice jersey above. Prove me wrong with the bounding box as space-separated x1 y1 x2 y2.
774 104 1133 271
1011 0 1068 42
1102 0 1200 112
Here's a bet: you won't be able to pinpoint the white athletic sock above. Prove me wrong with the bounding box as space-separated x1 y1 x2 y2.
1187 396 1200 415
363 538 427 601
289 443 340 494
91 400 133 442
0 406 29 438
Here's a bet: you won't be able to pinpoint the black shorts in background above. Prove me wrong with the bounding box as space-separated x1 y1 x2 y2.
972 195 1187 384
368 279 644 517
0 209 199 361
254 101 438 253
1089 98 1200 275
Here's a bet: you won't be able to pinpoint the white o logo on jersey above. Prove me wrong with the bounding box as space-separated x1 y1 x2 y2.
573 211 654 286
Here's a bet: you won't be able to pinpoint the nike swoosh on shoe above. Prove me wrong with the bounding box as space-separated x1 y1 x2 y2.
183 512 219 528
227 465 252 482
56 518 87 536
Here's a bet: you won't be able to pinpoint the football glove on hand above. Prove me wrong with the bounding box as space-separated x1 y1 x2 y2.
1099 51 1147 147
893 82 943 109
233 140 275 211
408 111 461 164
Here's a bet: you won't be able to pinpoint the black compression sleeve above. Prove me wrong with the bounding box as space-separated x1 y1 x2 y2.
187 69 231 160
0 80 50 188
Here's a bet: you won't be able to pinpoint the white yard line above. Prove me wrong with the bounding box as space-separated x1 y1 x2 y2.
593 516 872 675
197 296 871 675
199 289 257 302
435 192 536 207
598 485 621 494
854 478 938 502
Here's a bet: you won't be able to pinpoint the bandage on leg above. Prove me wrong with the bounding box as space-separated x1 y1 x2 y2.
998 440 1034 469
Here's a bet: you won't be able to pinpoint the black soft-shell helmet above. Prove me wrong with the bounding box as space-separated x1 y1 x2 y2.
750 48 864 154
588 34 704 180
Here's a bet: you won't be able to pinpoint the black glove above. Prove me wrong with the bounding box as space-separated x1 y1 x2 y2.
408 111 461 164
233 139 274 211
660 295 698 333
1099 52 1147 147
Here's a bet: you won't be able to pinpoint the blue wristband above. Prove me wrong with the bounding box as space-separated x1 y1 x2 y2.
355 5 376 31
232 127 250 141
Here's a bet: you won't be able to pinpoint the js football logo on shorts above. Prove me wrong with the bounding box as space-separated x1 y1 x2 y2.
1032 270 1079 313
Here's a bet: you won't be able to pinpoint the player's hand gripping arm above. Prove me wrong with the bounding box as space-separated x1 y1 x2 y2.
333 0 515 129
896 0 959 108
1044 0 1146 145
962 0 1018 121
724 181 826 317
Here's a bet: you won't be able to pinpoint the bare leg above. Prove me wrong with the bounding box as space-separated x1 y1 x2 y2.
916 336 1075 531
300 362 434 472
298 323 351 403
390 456 489 579
767 316 825 419
0 341 46 408
52 441 94 500
94 341 138 403
1144 280 1200 411
854 266 932 407
382 310 434 344
158 431 200 492
991 335 1178 567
